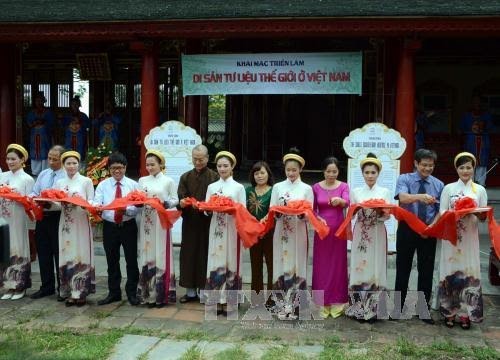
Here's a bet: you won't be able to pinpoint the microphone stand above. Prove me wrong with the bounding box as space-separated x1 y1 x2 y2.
486 158 500 176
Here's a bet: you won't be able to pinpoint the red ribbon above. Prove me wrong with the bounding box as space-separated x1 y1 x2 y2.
0 185 43 221
423 196 499 257
35 189 102 221
101 190 181 229
335 199 427 241
261 200 330 240
333 197 500 259
183 195 263 248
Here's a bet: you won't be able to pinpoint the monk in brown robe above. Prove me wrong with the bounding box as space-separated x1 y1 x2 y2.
177 144 218 302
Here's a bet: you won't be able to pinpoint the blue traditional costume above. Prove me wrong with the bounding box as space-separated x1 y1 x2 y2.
63 97 90 160
26 92 55 175
460 103 493 186
97 112 121 150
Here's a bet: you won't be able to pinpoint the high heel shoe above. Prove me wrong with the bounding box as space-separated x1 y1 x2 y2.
11 290 26 300
319 306 331 319
459 316 471 330
1 290 14 300
444 316 455 328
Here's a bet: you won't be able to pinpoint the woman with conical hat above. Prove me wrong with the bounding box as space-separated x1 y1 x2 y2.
54 150 95 306
0 144 34 300
204 151 246 316
346 153 392 322
438 152 487 330
137 149 179 307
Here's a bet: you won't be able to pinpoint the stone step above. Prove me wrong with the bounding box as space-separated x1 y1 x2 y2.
109 336 324 360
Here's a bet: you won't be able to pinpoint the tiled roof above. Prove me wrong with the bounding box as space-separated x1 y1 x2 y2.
0 0 499 23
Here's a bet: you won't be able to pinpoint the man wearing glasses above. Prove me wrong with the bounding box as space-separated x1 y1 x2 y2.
93 152 140 306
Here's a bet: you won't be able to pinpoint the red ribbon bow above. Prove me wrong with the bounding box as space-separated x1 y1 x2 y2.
101 190 181 229
183 195 263 248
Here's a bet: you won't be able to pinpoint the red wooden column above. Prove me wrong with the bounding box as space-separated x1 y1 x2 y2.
184 40 202 133
0 45 16 169
132 42 159 176
395 39 421 173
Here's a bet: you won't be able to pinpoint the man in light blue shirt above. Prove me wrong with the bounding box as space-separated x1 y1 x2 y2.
394 149 444 324
29 145 66 300
93 152 140 306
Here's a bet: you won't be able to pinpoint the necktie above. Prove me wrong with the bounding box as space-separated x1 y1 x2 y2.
47 171 56 188
114 181 123 223
418 180 427 223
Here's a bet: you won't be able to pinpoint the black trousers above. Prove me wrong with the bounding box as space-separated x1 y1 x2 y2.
250 231 273 294
35 211 61 293
395 221 437 308
103 219 139 298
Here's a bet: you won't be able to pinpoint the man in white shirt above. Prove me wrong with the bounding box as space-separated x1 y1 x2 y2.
30 145 66 300
93 152 140 306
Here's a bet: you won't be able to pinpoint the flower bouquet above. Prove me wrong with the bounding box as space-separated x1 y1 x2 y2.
83 142 113 186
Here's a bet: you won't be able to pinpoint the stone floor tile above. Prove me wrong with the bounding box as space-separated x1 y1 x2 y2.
172 309 204 323
109 334 161 360
176 301 205 311
131 318 165 331
141 306 178 319
197 341 234 357
293 345 325 358
147 339 197 360
61 315 96 329
112 305 148 318
33 311 72 326
99 316 136 329
243 343 271 360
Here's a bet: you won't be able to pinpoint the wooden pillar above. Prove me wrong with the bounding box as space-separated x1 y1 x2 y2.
89 81 105 148
185 95 200 131
184 40 202 132
0 45 16 170
395 39 421 173
132 42 159 177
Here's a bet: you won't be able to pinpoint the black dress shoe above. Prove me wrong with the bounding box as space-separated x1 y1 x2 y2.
128 296 140 306
57 295 68 302
65 299 75 307
30 290 55 299
179 294 199 303
421 317 435 325
97 294 122 306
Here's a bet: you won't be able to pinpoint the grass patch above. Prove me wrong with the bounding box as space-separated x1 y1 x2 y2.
394 337 420 357
261 346 306 360
389 337 500 359
0 328 123 360
317 337 500 360
324 335 342 347
174 329 211 341
240 332 284 343
214 345 250 360
241 332 266 342
88 310 111 320
15 309 47 325
180 345 205 360
123 326 170 338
